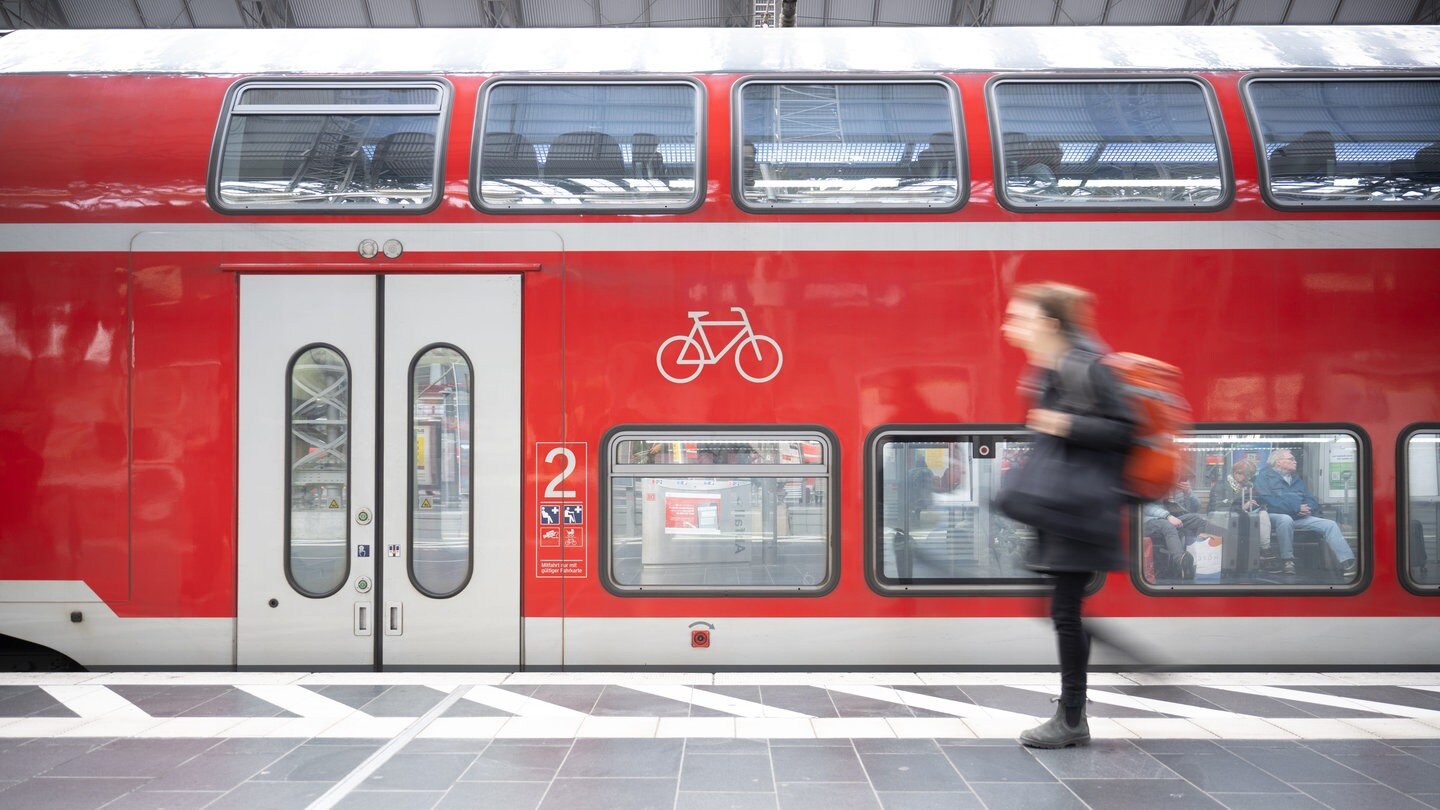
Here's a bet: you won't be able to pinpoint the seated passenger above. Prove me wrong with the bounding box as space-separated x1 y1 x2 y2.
1255 449 1357 576
1206 459 1272 560
1142 474 1224 578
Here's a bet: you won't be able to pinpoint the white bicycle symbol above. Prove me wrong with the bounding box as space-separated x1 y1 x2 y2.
656 307 784 384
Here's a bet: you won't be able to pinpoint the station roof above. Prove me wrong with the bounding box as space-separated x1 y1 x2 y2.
1 0 1436 29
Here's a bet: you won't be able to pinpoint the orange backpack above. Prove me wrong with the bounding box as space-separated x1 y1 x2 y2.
1102 352 1193 501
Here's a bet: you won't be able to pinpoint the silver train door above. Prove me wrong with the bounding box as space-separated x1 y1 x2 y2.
238 274 520 668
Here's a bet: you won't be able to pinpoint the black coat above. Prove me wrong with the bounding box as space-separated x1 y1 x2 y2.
1022 346 1136 573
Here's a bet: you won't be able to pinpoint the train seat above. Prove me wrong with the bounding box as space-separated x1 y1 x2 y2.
1268 129 1336 179
545 130 626 182
631 132 665 180
479 131 540 181
912 132 955 179
370 131 435 186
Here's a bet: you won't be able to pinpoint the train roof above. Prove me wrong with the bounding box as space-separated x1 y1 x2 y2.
0 26 1438 76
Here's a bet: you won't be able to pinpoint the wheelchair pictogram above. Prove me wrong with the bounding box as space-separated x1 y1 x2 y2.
656 307 783 384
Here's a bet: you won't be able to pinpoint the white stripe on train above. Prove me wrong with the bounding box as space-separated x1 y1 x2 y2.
2 220 1439 254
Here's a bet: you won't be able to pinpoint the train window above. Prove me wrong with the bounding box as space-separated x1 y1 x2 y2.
603 429 836 594
870 431 1056 593
286 345 351 598
989 79 1228 209
1401 428 1440 593
1246 78 1440 208
1138 429 1366 593
212 81 448 213
734 80 964 211
409 346 473 598
474 81 702 212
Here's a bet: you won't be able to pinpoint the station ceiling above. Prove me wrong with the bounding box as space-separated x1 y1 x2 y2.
3 0 1437 28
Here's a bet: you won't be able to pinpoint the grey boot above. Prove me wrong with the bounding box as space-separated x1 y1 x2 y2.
1019 701 1090 749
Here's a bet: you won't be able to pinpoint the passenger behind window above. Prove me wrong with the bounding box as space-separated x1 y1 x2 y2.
894 453 938 579
1203 459 1277 572
1269 129 1336 180
1142 472 1226 579
912 132 956 179
631 132 665 181
1255 448 1357 577
1016 137 1062 188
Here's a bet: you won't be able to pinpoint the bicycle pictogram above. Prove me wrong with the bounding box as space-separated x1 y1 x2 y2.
656 307 783 384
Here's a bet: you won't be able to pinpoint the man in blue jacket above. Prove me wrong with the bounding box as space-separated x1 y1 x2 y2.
1255 449 1357 576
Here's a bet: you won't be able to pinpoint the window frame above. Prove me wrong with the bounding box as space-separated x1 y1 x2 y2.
985 73 1234 214
864 425 1105 597
1132 423 1371 597
1241 72 1440 212
470 76 707 215
208 77 452 215
730 75 968 214
283 342 352 599
406 343 476 600
1398 422 1440 596
600 424 840 597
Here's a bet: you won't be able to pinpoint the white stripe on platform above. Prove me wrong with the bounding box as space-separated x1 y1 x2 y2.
235 685 367 720
822 683 1039 723
40 685 149 719
1218 685 1440 722
1012 685 1260 720
445 684 587 718
623 684 810 718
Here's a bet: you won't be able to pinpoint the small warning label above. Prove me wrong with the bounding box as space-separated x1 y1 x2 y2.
420 498 432 510
328 499 341 509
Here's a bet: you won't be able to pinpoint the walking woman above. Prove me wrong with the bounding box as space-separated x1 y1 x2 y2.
998 282 1135 748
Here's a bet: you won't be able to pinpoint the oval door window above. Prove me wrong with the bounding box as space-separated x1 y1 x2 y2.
410 345 474 597
286 344 351 598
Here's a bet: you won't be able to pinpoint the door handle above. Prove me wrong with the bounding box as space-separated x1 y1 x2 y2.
385 601 403 636
354 602 371 636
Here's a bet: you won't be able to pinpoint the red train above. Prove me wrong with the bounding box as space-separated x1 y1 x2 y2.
1 26 1438 670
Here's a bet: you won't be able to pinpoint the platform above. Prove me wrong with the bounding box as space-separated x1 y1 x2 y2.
2 671 1439 809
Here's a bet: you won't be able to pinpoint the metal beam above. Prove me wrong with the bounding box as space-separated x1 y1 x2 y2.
1329 0 1343 23
1100 0 1114 24
1414 0 1440 23
871 0 879 25
511 0 524 26
129 0 149 26
1050 0 1063 25
594 0 602 27
178 0 197 26
360 0 373 26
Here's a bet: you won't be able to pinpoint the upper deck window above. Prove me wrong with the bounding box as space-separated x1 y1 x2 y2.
735 80 963 211
990 79 1228 209
212 82 448 213
1246 78 1440 208
474 81 702 212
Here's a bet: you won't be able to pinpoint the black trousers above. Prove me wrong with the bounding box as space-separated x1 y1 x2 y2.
1050 570 1091 708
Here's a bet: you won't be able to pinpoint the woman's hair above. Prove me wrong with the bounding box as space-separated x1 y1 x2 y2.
1011 282 1095 340
1232 459 1257 479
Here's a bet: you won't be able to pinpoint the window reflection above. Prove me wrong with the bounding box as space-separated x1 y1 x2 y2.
607 432 832 592
1249 79 1440 207
410 347 472 598
876 436 1043 588
287 345 350 597
1405 432 1440 590
991 80 1226 207
1145 432 1363 589
738 82 961 209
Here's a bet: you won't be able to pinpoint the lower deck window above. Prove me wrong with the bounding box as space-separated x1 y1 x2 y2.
1142 429 1365 592
604 430 834 594
1404 428 1440 592
872 431 1049 592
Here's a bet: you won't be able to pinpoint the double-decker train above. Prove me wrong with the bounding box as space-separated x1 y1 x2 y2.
1 25 1438 671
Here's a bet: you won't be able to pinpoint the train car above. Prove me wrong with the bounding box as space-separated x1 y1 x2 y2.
1 26 1438 671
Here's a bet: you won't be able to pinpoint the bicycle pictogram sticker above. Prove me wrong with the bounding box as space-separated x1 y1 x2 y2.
656 307 783 384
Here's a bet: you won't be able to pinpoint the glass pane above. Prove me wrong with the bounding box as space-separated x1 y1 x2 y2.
992 81 1224 207
878 437 1043 586
238 86 440 108
1153 432 1362 588
615 439 824 465
739 82 959 208
217 114 440 208
609 475 828 589
478 83 699 209
1405 432 1440 590
411 347 472 597
1249 80 1440 206
288 346 349 597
